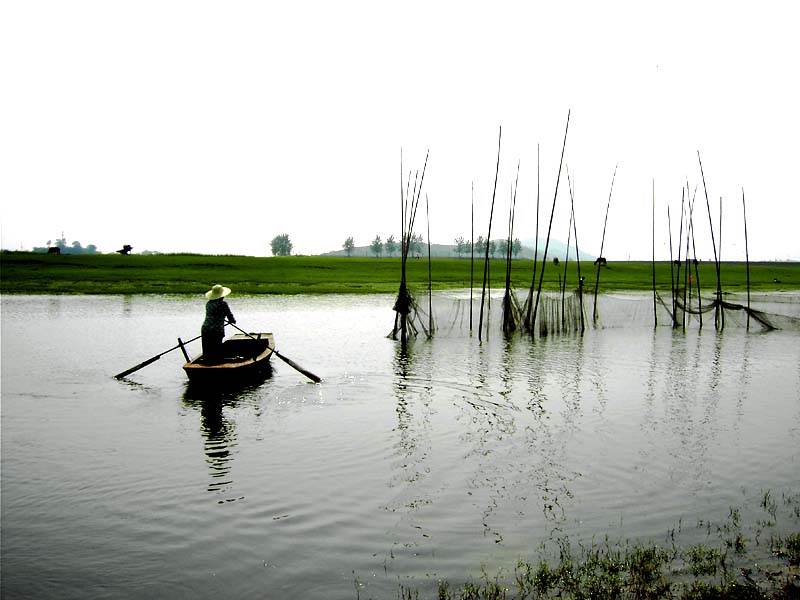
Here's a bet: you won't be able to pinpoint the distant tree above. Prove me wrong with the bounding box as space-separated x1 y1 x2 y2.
343 237 355 257
489 239 497 258
270 234 293 256
475 235 486 256
410 233 423 256
384 235 397 257
370 235 383 257
454 236 466 258
512 238 522 258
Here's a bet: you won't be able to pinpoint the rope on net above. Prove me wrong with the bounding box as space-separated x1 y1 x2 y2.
658 289 790 331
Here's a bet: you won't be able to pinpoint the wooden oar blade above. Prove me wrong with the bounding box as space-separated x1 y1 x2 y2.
113 333 202 380
274 351 321 383
114 355 160 379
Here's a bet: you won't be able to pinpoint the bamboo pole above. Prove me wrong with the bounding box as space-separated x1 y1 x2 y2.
394 150 429 342
561 171 574 331
568 171 585 333
697 151 722 329
532 110 571 332
503 163 520 333
682 184 693 329
426 193 433 336
397 150 406 341
676 187 686 329
652 179 657 327
524 144 540 332
719 195 725 330
470 182 474 333
742 187 751 330
478 127 502 342
689 198 703 329
667 203 677 327
592 164 618 324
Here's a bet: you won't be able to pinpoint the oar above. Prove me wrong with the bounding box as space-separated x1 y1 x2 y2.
226 321 321 383
114 334 202 379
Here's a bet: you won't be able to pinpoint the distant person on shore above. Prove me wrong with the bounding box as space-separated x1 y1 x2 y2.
202 284 236 363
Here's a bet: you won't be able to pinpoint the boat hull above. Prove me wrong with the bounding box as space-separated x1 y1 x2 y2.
182 333 274 386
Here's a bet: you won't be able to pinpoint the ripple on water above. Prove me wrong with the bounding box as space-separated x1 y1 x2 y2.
1 293 799 599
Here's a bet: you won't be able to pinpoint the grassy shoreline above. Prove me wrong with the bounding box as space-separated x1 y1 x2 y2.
387 490 800 599
1 252 798 295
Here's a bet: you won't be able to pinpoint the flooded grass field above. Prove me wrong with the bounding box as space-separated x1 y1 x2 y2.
1 292 799 598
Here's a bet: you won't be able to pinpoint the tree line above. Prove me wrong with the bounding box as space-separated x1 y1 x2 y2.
454 236 523 259
33 236 100 254
342 235 523 258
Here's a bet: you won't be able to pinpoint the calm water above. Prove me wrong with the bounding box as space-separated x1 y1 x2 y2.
2 292 799 599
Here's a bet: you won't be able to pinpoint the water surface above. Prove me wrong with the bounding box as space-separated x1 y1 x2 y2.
2 292 799 598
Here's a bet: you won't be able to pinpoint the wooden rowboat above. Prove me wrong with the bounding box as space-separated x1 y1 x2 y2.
182 332 274 385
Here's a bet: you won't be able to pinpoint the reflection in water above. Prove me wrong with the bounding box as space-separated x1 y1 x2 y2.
120 294 134 317
387 341 437 560
46 296 62 319
525 337 582 534
182 376 270 502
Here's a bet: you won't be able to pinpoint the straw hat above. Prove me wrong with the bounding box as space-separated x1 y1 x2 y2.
205 284 231 300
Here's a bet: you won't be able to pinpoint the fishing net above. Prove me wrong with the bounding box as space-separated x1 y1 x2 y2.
534 291 586 337
657 289 800 331
517 287 586 337
394 289 799 339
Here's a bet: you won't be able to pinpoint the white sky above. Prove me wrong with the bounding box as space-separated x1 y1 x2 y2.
1 1 798 260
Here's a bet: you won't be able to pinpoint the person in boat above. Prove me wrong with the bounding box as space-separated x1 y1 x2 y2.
201 284 236 363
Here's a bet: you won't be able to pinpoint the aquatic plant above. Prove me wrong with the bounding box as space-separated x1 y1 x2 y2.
392 492 800 599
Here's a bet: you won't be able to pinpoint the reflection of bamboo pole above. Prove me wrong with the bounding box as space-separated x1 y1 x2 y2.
532 111 570 331
592 165 618 324
742 187 751 330
478 127 502 342
652 179 657 327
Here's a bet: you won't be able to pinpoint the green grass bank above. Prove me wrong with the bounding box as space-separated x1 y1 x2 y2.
1 251 798 295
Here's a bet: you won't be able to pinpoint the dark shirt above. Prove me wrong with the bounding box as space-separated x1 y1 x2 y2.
202 299 235 334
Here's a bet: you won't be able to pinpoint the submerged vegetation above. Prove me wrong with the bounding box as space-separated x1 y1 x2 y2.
382 492 800 599
0 251 797 296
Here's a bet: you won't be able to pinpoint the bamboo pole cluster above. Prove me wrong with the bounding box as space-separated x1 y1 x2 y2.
389 149 432 342
651 152 762 331
390 119 770 344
